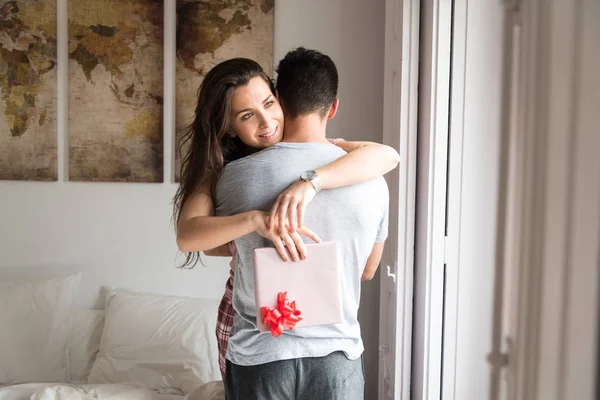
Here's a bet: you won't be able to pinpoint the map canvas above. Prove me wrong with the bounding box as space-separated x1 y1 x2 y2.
0 0 57 181
68 0 164 182
175 0 274 181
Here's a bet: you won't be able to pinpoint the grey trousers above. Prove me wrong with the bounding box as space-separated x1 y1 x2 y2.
224 351 365 400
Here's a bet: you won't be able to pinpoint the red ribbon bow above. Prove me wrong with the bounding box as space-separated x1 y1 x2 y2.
261 291 302 337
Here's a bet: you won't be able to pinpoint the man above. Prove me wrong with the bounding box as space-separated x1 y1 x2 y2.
215 47 390 399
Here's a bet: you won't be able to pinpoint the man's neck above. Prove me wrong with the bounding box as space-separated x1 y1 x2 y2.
281 114 330 144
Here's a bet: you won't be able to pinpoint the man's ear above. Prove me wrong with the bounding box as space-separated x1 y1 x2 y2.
276 90 288 113
327 98 339 120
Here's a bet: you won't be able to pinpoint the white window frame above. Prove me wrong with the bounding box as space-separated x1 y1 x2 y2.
409 0 453 398
378 0 420 399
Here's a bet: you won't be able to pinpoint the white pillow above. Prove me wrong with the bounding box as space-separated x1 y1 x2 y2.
88 288 220 394
0 273 81 384
69 309 105 382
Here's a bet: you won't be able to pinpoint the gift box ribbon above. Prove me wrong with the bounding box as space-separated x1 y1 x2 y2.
261 291 302 337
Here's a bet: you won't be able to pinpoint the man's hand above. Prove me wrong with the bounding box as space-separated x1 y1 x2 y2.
253 211 321 261
268 180 316 235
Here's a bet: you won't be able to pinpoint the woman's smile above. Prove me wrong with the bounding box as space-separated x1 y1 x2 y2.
258 125 278 139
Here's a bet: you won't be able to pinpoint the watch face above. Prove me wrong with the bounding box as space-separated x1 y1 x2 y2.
301 170 316 181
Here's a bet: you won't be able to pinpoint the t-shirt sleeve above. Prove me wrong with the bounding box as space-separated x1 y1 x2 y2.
375 185 390 243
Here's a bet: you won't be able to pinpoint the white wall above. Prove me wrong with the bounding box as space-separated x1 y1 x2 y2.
0 0 386 397
0 0 224 309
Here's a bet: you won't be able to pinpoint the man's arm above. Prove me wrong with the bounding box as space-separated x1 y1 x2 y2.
362 242 386 281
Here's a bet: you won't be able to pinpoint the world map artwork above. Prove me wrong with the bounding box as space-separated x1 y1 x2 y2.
175 0 274 181
68 0 163 182
0 0 57 181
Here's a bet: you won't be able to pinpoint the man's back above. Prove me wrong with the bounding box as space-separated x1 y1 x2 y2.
215 142 389 366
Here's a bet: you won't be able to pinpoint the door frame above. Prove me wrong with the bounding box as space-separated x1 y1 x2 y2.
410 0 453 398
378 0 420 399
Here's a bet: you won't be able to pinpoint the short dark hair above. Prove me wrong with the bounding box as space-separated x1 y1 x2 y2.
275 47 339 119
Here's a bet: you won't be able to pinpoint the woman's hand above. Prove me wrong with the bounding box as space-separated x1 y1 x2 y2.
268 180 316 235
252 211 321 262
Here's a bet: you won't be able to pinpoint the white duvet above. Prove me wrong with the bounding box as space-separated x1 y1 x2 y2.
0 381 224 400
0 383 160 400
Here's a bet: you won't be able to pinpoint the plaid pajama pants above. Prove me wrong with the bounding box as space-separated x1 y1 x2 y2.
216 242 237 380
216 276 234 380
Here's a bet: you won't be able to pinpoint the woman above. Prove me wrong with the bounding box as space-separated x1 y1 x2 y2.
173 58 399 378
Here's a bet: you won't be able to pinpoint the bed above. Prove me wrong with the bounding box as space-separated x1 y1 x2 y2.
0 381 224 400
0 274 225 400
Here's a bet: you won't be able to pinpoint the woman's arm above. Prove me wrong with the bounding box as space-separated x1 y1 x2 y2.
176 187 260 253
269 141 400 233
316 140 400 189
177 184 321 261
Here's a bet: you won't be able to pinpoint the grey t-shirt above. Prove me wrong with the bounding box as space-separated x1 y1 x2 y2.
215 142 389 366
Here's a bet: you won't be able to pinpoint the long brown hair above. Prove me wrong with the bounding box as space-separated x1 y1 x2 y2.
173 58 274 268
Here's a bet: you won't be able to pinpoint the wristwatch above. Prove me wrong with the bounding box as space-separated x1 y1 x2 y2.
300 170 321 193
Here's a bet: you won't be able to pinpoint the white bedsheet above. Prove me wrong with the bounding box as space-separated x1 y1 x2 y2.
0 383 164 400
183 381 224 400
155 395 185 400
0 381 224 400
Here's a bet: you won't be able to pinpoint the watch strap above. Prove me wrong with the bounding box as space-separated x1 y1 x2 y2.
300 170 321 193
310 174 321 193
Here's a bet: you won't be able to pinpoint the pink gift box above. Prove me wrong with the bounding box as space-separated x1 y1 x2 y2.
253 242 343 333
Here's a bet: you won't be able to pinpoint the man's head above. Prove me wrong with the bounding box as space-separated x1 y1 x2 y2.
275 47 339 119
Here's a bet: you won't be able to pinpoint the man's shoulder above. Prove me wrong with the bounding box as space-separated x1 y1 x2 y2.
223 146 279 169
224 143 344 169
357 176 389 206
364 175 389 191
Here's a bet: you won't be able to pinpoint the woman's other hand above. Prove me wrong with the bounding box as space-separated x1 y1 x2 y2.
253 211 321 262
268 180 316 235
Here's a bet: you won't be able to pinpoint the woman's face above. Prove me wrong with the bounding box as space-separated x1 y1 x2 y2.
229 76 284 149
